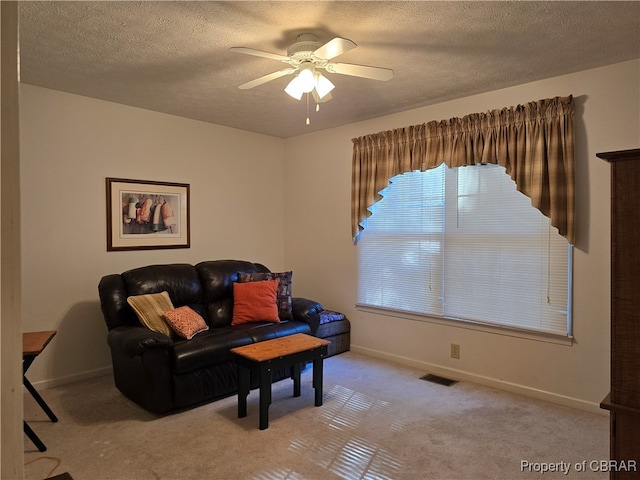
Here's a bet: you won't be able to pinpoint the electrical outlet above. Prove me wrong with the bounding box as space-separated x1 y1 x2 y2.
451 343 460 359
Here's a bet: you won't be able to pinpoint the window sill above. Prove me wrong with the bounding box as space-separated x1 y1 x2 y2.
356 304 574 346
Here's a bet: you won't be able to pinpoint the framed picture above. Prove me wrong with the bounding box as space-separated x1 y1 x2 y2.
106 177 190 251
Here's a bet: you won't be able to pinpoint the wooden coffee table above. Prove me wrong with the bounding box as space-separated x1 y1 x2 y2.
231 333 330 430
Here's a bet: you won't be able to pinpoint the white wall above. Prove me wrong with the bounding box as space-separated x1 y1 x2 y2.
19 85 286 386
284 60 640 412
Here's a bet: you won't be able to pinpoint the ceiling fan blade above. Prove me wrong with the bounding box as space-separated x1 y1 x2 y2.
238 68 297 90
326 62 394 81
230 47 290 62
313 37 357 61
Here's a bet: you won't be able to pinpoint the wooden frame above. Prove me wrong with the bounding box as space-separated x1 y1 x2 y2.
106 177 190 251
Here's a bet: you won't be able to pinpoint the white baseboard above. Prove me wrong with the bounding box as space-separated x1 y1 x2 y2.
350 344 606 415
29 366 113 390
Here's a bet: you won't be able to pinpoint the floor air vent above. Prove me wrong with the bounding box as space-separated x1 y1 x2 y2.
420 374 458 387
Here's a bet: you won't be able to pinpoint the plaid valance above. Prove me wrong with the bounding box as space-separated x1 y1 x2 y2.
351 95 575 244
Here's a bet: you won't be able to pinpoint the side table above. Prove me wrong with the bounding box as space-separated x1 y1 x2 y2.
231 333 330 430
23 330 58 452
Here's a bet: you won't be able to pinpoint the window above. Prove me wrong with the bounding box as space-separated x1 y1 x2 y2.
357 164 572 338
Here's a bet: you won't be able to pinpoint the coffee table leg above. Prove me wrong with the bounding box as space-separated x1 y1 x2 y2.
237 365 250 418
291 363 301 397
313 357 324 407
259 366 272 430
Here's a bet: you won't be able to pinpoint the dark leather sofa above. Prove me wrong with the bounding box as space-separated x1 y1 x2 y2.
98 259 349 414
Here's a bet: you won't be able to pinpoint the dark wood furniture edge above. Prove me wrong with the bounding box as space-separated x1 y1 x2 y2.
597 148 640 162
598 148 640 479
601 393 640 416
23 330 57 356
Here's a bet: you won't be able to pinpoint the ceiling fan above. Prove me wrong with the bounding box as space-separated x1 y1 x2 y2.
230 33 394 104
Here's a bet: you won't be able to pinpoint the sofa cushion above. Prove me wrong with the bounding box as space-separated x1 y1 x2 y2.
127 291 174 337
205 299 234 329
231 320 311 344
231 279 280 325
238 271 293 320
196 260 270 327
172 321 312 375
196 260 269 302
172 329 252 375
163 306 209 340
317 316 350 339
122 264 203 306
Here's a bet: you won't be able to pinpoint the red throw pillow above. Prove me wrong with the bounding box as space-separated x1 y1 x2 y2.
163 306 209 340
232 279 280 325
237 271 293 320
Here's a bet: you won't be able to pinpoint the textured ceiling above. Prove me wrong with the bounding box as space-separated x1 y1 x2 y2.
19 1 640 138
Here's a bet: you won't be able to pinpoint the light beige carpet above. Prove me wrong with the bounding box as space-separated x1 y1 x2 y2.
24 352 608 480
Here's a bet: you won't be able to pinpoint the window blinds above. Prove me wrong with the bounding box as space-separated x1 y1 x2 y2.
358 164 572 337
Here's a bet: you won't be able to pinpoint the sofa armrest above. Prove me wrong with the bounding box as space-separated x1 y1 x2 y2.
107 326 174 357
292 297 324 336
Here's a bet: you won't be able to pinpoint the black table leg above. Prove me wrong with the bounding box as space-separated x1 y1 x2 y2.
291 363 301 397
24 421 46 452
237 365 250 418
23 353 58 452
259 366 272 430
313 356 324 407
23 376 58 423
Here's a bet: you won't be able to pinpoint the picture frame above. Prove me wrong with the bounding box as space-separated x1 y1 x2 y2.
106 177 190 251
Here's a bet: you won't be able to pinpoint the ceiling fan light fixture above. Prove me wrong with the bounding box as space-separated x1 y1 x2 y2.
297 63 316 93
284 76 304 100
285 62 316 99
315 72 335 99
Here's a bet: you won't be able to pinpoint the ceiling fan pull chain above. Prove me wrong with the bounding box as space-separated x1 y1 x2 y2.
306 94 310 125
